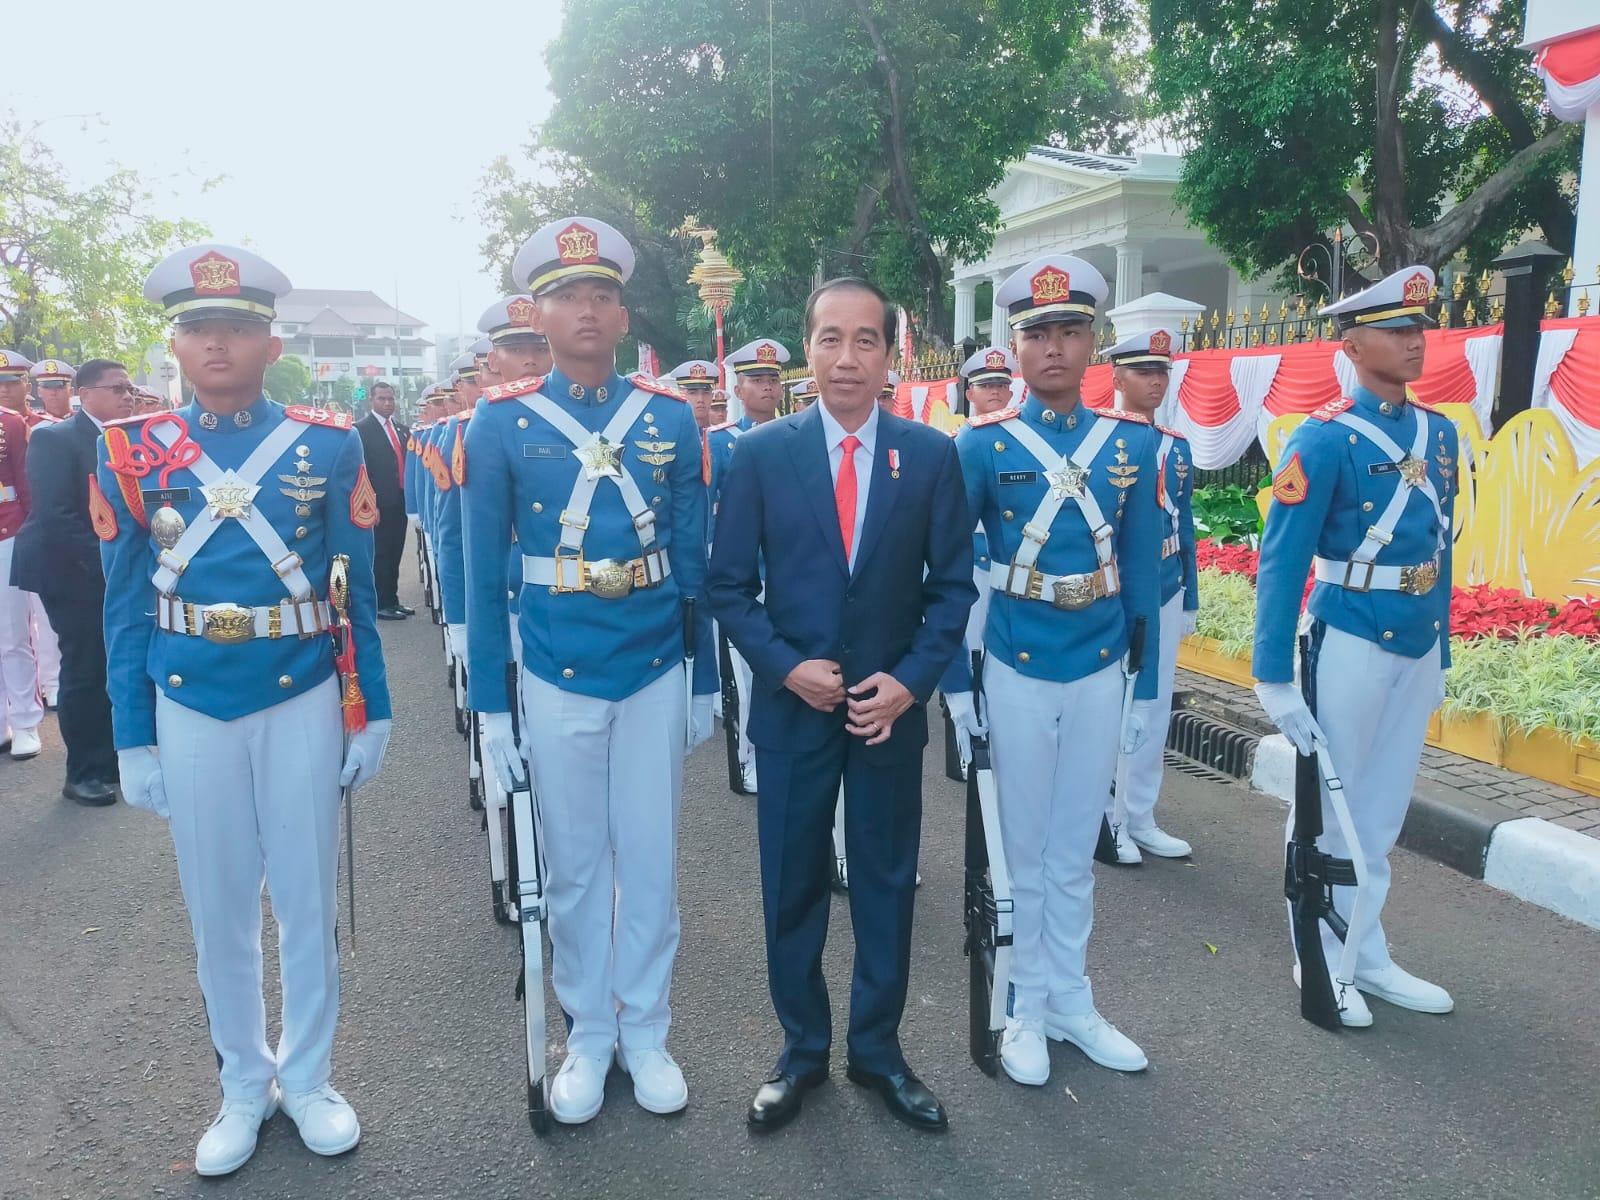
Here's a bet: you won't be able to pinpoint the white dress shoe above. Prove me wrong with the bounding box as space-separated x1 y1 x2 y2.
1293 963 1374 1027
1000 1018 1050 1086
10 726 41 760
1109 824 1143 865
616 1046 688 1114
550 1053 609 1124
1355 963 1454 1014
1129 825 1192 858
194 1085 279 1177
741 760 759 794
280 1083 360 1156
1044 1009 1149 1072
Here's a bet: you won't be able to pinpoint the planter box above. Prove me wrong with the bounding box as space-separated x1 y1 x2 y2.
1429 711 1600 798
1177 635 1257 690
1181 637 1600 798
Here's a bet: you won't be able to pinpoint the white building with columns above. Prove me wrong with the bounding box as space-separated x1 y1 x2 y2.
950 146 1286 342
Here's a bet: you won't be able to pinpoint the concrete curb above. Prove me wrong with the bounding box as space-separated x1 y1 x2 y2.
1239 733 1600 932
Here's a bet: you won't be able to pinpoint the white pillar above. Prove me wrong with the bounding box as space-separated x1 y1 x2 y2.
1570 104 1600 315
1114 241 1146 308
990 270 1010 345
953 278 978 342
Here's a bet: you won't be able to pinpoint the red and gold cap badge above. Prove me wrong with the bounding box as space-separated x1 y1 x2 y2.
1030 265 1072 306
189 250 241 296
557 222 600 265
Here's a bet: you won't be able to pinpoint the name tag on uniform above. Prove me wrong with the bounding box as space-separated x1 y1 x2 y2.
998 470 1038 485
141 487 192 504
1367 462 1399 477
522 444 568 460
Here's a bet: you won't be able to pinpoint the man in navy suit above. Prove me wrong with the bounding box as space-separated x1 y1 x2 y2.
708 278 975 1133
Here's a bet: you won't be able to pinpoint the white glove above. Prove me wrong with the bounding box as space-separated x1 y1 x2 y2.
1255 682 1327 756
1181 609 1199 638
689 694 714 752
481 711 526 792
1121 700 1161 755
339 718 392 790
117 747 168 818
448 623 467 663
944 691 986 766
407 514 420 530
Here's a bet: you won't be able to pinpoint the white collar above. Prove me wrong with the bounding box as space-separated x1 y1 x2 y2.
817 400 879 456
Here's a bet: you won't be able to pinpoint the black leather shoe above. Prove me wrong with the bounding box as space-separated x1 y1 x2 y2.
377 606 408 621
845 1062 948 1131
397 604 417 616
64 778 118 807
747 1066 827 1132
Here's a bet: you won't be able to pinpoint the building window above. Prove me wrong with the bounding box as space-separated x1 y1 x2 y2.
312 337 355 357
398 327 416 337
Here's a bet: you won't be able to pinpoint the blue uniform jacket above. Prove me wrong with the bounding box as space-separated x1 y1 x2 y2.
1252 386 1456 684
706 415 754 533
461 367 715 710
97 396 391 749
951 396 1163 700
434 412 470 625
706 402 976 760
1156 427 1200 610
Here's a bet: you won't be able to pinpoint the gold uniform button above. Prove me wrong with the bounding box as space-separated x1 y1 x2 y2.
979 555 989 564
652 496 663 507
1362 501 1373 512
1042 410 1056 424
279 675 293 689
643 412 654 423
295 526 308 539
1433 620 1441 630
1349 434 1359 445
167 674 182 688
562 667 575 679
651 657 663 667
994 441 1006 453
1003 509 1015 521
1017 651 1031 664
1382 630 1394 641
549 586 558 595
532 501 544 513
296 504 312 517
517 417 530 429
296 445 310 457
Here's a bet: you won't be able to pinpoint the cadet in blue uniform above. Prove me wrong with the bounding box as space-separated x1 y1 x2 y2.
789 376 818 409
1100 328 1198 863
440 353 484 673
100 244 392 1176
478 293 552 389
706 338 789 794
952 255 1162 1087
1254 266 1457 1027
463 216 716 1124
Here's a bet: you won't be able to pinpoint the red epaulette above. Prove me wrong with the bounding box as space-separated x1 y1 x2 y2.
1155 423 1187 440
1093 407 1150 425
707 419 739 433
483 375 545 403
630 373 687 402
284 405 354 430
1309 397 1354 422
969 408 1019 428
1407 390 1437 412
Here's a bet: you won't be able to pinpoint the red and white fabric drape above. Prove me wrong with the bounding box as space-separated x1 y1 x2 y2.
1537 28 1600 121
1532 316 1600 465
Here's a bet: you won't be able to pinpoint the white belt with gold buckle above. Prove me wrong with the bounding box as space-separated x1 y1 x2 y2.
1161 534 1180 559
522 551 671 599
1313 555 1441 596
988 560 1120 611
156 596 332 643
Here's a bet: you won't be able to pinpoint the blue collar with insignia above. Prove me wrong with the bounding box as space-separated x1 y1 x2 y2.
186 392 273 434
1351 384 1409 421
546 364 627 407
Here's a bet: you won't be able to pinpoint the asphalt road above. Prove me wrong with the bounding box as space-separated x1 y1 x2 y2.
2 572 1597 1200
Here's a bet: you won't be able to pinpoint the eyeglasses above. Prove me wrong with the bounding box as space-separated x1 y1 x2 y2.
79 383 138 396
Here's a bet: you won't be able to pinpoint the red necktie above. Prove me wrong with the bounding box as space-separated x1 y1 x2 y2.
385 419 404 480
836 434 861 561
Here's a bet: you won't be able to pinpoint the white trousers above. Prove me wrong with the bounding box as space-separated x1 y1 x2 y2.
1111 591 1184 830
731 641 755 770
157 677 344 1101
30 593 59 694
964 564 990 651
1304 624 1440 972
0 538 42 733
520 664 685 1058
985 657 1124 1020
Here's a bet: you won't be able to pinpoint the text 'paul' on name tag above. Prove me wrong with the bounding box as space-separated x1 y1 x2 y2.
523 444 569 460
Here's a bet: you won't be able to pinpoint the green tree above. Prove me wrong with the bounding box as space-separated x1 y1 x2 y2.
330 376 357 411
264 354 312 405
0 117 209 358
538 0 1139 344
1147 0 1578 286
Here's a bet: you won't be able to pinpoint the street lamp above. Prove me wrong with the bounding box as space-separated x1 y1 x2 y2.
682 220 743 389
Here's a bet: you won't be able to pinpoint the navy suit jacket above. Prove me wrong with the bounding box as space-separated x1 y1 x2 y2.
708 402 976 762
10 411 102 599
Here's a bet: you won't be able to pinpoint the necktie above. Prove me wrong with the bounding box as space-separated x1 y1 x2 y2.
836 434 860 562
385 419 404 480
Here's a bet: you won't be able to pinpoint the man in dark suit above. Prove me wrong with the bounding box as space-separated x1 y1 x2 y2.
355 381 412 619
709 278 976 1133
10 358 132 803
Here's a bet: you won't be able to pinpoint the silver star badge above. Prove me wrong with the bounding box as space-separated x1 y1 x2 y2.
1046 463 1090 500
575 433 624 481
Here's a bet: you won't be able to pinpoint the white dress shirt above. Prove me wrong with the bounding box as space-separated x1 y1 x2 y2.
816 400 878 569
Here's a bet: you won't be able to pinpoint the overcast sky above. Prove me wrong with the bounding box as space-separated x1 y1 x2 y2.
2 2 559 339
